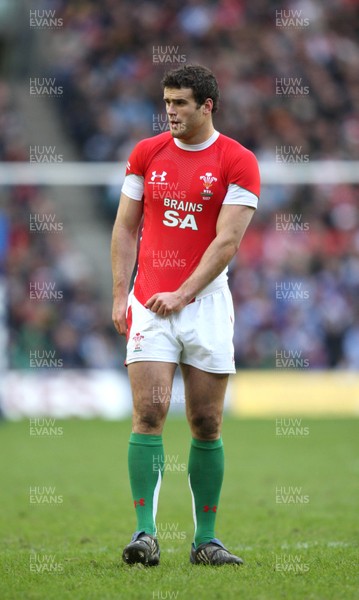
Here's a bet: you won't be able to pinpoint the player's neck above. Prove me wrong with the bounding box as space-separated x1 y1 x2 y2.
179 124 215 146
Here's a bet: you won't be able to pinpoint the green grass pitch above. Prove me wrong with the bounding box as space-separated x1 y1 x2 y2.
0 417 358 600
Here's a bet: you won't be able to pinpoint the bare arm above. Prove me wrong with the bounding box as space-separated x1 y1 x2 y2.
146 204 255 316
111 193 143 335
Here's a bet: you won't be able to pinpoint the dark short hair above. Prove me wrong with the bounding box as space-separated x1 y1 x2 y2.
161 65 219 113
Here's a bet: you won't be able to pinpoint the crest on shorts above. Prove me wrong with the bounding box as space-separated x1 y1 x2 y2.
133 332 144 352
200 172 217 198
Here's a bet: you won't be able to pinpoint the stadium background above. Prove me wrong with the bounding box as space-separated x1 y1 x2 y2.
1 3 359 600
1 0 359 417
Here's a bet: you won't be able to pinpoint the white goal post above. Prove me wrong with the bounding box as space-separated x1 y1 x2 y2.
0 161 358 185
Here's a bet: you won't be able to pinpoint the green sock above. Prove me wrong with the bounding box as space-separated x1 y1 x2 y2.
188 437 224 548
128 432 164 536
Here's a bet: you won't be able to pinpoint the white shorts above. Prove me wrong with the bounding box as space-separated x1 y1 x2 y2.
126 286 236 374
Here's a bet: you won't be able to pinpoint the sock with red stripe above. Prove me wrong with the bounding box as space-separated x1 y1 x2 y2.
188 437 224 548
128 432 164 536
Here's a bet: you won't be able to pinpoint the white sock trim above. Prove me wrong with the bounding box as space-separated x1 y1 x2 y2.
152 470 162 536
188 474 197 542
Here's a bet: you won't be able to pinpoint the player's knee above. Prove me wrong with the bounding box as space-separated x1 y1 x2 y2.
190 413 221 439
134 403 168 432
142 412 163 430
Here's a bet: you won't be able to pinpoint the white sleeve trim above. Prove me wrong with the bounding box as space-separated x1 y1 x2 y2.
222 183 258 209
121 173 144 201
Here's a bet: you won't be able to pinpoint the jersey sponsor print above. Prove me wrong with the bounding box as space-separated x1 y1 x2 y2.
124 132 260 305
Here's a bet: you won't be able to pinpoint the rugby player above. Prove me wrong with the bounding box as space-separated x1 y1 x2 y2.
112 65 260 566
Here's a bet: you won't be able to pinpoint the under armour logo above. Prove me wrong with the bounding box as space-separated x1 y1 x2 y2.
150 170 167 182
134 498 145 507
203 505 217 512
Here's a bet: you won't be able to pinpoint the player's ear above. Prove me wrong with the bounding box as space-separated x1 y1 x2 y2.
203 98 213 115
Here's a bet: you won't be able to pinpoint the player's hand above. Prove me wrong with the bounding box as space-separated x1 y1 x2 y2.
145 291 187 317
112 299 128 336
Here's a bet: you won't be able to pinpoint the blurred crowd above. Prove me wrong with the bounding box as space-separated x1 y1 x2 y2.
230 186 359 368
48 0 359 163
3 0 359 368
0 82 121 369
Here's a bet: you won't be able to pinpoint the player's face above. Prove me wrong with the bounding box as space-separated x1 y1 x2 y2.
163 87 212 142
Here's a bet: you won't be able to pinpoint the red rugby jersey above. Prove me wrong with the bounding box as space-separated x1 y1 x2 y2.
123 131 260 305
